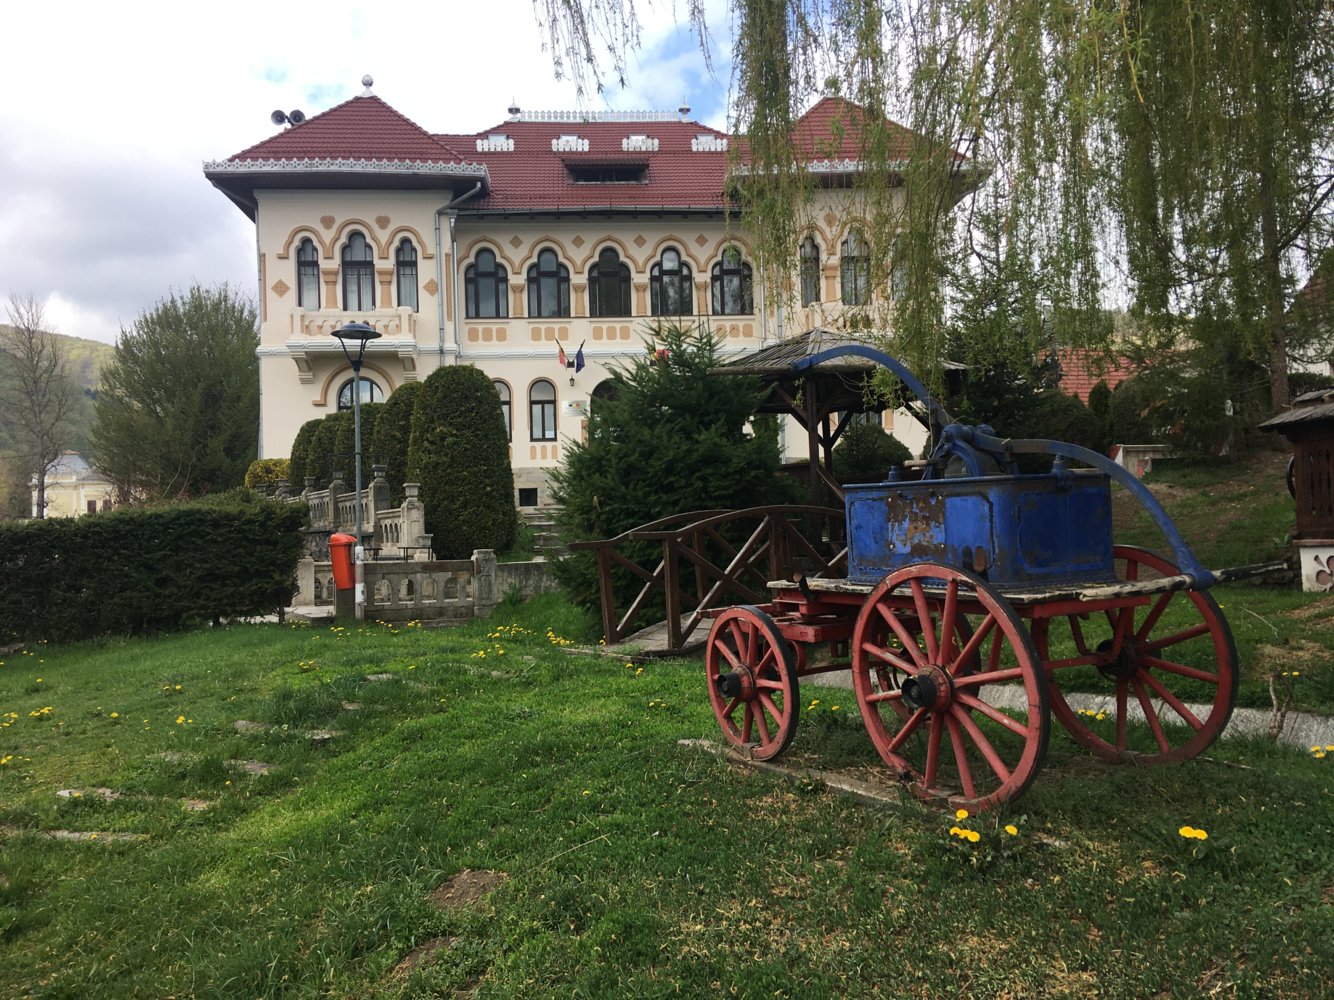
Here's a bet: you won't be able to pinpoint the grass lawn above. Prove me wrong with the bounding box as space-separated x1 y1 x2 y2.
1 593 1331 998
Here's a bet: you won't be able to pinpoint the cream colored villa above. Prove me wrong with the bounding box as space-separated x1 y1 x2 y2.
206 81 930 505
32 452 114 519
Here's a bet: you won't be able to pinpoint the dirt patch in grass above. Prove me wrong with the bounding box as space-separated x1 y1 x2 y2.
1280 596 1334 623
390 936 454 978
428 870 508 912
1255 639 1328 670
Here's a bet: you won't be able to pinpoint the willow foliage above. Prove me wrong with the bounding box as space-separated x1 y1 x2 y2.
533 0 1334 406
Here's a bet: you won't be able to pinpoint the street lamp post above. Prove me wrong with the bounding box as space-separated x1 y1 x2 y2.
332 322 383 619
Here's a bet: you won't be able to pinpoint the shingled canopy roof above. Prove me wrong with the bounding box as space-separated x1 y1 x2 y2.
712 329 961 501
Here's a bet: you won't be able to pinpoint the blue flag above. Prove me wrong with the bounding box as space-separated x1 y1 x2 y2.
575 341 586 373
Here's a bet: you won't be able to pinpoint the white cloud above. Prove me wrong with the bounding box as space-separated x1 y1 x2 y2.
2 0 733 344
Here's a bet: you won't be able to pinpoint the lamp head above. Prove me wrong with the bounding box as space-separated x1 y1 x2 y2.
331 322 382 369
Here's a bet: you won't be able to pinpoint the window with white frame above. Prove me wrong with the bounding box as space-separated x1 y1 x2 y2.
341 231 375 310
529 379 557 441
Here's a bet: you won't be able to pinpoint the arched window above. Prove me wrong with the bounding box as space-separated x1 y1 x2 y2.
297 238 320 309
710 246 753 315
840 229 870 306
336 376 383 411
588 247 631 317
465 248 509 318
650 247 693 316
395 239 418 311
529 379 557 441
494 380 512 440
341 231 375 311
526 248 570 318
799 236 821 306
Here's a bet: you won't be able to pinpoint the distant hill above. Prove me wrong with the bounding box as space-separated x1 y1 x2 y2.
0 327 114 463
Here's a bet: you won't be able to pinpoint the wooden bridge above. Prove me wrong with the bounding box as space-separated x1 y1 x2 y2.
568 505 847 655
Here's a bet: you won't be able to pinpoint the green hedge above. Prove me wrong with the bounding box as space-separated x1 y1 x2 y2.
407 365 516 558
0 491 307 643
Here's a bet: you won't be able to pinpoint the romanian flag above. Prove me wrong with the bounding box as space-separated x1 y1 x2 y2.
575 341 586 373
557 342 569 368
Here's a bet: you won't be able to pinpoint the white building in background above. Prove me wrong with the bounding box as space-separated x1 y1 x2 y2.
206 80 936 506
32 451 114 518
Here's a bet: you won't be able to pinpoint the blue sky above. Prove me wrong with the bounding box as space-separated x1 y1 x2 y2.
0 0 732 344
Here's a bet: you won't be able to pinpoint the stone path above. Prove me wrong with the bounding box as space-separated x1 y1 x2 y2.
807 667 1333 750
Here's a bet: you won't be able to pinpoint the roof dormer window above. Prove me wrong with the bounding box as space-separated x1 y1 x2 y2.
552 134 589 152
691 134 728 152
476 134 515 152
622 134 659 152
567 162 647 184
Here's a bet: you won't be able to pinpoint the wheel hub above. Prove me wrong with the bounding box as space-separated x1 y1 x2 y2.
1095 637 1139 680
715 667 756 701
900 666 953 712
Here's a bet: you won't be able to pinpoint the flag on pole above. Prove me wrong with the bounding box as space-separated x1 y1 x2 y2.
575 341 586 373
557 342 569 368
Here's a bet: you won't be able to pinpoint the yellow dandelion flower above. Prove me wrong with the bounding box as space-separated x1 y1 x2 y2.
966 830 981 843
1004 824 1018 836
955 808 969 820
1194 829 1208 841
176 715 186 725
1325 744 1334 752
110 712 119 719
1314 751 1326 759
831 705 840 711
1178 825 1197 838
948 826 961 836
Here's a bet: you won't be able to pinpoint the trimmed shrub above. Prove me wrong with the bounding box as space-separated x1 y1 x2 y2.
833 421 913 485
287 419 322 487
0 490 306 643
304 413 351 487
334 400 384 489
244 458 292 491
407 365 517 558
370 381 423 504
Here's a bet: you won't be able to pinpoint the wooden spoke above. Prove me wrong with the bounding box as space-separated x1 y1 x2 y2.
852 563 1047 813
704 606 800 761
1042 546 1237 764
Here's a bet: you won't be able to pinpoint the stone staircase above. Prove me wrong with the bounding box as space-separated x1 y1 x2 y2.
520 506 567 560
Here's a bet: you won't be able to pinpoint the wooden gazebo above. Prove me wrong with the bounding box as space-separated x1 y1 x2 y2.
711 328 962 504
1260 387 1334 591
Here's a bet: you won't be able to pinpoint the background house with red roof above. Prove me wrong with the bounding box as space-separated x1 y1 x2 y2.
205 83 942 505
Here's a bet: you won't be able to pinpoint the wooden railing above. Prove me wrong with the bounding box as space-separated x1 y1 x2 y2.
569 505 847 652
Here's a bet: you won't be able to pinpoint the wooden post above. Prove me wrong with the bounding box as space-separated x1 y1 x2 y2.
595 546 618 644
663 537 682 651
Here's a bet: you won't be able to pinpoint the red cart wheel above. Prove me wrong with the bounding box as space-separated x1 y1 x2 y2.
851 564 1048 813
1036 545 1238 764
705 606 800 761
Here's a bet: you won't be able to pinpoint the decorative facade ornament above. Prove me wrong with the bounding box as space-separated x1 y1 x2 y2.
271 279 290 298
691 135 728 152
375 215 390 229
320 215 335 230
423 277 438 296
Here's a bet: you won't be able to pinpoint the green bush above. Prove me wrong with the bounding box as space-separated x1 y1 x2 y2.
286 419 322 487
244 458 291 491
833 421 913 484
304 413 351 487
550 323 800 619
407 365 517 559
333 401 384 489
370 381 423 504
0 491 306 642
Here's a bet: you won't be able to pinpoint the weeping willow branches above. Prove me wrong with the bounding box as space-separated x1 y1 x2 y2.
533 0 1334 404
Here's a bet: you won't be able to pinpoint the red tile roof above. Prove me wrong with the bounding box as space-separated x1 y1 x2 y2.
209 94 941 216
788 96 919 163
436 116 732 212
1057 349 1135 403
227 95 469 163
